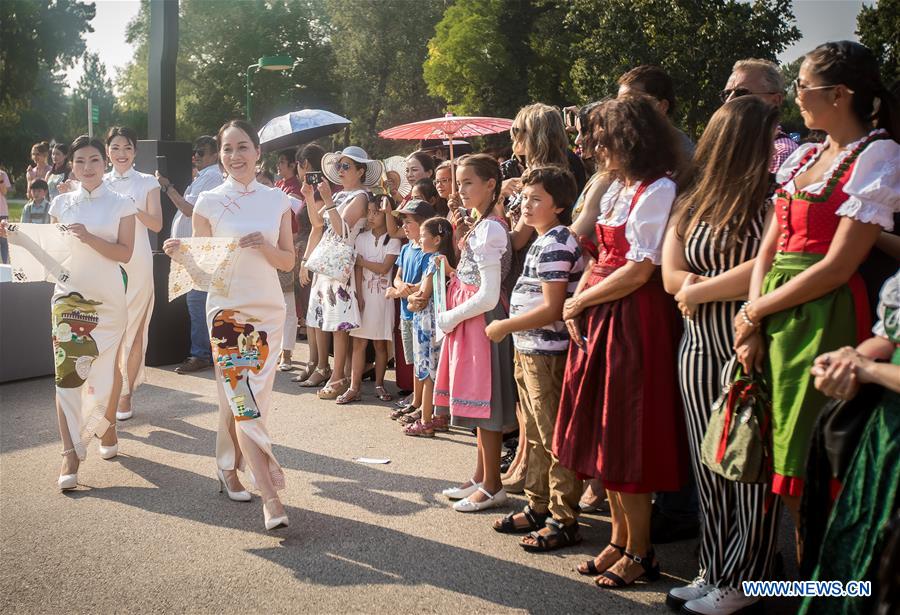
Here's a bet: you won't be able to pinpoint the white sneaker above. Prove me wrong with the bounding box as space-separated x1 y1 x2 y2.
682 586 760 615
666 575 714 610
452 487 507 512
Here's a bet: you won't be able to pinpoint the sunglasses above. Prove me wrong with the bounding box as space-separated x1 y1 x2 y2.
335 162 353 171
719 87 784 103
192 149 211 157
791 78 847 95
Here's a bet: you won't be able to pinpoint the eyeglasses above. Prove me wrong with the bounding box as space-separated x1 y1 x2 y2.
335 162 353 171
791 78 848 95
192 149 210 157
719 88 779 103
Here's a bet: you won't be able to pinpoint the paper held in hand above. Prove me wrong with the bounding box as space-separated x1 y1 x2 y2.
433 257 447 343
168 237 241 301
6 223 74 284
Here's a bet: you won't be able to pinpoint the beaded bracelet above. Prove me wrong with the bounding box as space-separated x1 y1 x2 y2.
740 301 758 328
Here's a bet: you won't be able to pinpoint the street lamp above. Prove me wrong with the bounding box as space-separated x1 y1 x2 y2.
245 55 294 123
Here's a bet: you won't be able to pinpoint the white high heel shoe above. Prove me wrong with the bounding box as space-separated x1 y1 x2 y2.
442 478 481 501
59 448 78 491
98 425 118 460
116 394 133 421
217 468 251 502
263 498 289 530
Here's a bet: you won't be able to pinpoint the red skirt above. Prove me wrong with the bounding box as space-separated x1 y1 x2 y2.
553 266 688 493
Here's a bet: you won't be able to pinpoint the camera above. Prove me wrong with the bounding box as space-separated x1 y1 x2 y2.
499 158 522 181
305 171 324 185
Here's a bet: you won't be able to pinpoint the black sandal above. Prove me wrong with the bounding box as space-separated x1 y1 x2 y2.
520 518 582 553
577 542 625 576
492 506 549 534
595 548 660 588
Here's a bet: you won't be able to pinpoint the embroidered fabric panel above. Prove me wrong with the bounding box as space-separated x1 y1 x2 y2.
168 237 241 301
6 223 73 284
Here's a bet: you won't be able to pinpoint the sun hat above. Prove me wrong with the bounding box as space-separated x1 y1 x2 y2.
321 146 385 188
382 155 412 197
392 198 437 219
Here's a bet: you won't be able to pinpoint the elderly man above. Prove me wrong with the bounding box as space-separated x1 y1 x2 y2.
721 58 798 172
156 136 224 374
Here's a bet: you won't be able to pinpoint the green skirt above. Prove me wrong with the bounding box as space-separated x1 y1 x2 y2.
799 387 900 615
762 252 861 483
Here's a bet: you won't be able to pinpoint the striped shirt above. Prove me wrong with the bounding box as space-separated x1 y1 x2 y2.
510 225 584 354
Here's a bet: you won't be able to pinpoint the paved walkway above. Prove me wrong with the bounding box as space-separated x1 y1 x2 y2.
0 356 799 614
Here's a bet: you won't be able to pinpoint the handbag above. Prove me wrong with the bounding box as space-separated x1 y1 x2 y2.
306 219 355 285
700 366 772 483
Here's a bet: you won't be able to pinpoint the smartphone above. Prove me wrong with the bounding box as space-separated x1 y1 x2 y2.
305 171 324 185
499 158 521 181
156 155 168 178
564 109 577 129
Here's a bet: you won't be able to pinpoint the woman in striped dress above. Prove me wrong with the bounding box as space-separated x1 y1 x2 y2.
661 96 782 614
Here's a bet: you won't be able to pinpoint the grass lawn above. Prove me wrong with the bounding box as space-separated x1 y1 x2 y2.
7 198 26 221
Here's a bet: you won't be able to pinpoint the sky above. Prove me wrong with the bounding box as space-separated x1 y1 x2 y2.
67 0 873 93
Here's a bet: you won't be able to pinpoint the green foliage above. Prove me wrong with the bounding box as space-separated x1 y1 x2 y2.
566 0 800 136
779 56 806 135
67 52 116 138
856 0 899 88
0 0 94 171
326 0 449 154
423 0 572 117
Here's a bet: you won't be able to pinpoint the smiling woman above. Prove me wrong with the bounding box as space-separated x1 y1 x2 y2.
104 126 162 422
164 118 296 532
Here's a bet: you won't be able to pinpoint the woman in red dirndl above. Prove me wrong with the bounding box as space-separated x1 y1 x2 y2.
555 96 689 588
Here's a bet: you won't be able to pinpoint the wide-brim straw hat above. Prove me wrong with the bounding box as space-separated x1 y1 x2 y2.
321 146 385 188
382 155 411 197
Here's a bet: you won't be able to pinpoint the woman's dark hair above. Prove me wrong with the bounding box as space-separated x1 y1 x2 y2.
675 96 778 248
69 135 107 162
256 168 275 184
32 141 50 156
407 150 436 178
412 178 438 202
50 143 70 175
618 65 677 116
217 119 260 149
106 126 138 148
805 40 899 140
457 153 502 208
277 149 299 177
589 95 682 183
578 101 601 138
520 165 578 226
297 143 326 172
421 217 458 268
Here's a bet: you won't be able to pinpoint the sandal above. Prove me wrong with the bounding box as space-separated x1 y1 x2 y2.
398 409 421 425
298 367 331 387
290 363 313 382
577 543 625 575
390 404 418 420
595 549 660 588
278 360 294 371
374 386 393 402
335 388 361 405
492 505 549 534
318 378 350 400
432 415 450 432
520 518 582 552
403 419 435 438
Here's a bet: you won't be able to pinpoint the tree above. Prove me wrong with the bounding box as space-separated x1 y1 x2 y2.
67 52 117 138
117 0 338 141
327 0 449 154
566 0 801 136
779 56 806 135
856 0 899 88
0 0 94 172
423 0 573 117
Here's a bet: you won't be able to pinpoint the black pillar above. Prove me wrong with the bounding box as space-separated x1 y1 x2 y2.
141 0 192 367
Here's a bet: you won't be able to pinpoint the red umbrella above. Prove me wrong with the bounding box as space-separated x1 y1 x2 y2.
379 113 513 163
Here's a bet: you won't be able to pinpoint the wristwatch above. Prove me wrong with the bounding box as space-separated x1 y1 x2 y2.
161 184 169 193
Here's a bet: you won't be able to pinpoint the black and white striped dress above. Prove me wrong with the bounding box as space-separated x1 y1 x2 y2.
677 208 780 587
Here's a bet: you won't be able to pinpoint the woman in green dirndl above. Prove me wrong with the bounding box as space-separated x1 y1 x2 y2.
733 41 900 558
